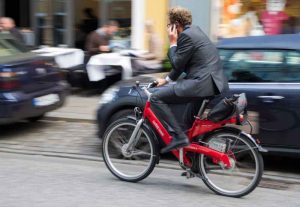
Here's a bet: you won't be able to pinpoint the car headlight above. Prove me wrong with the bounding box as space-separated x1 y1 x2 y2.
99 86 119 105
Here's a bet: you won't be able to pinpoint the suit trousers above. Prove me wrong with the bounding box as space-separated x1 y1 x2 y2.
150 84 205 138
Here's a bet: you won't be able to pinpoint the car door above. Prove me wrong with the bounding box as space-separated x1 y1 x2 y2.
220 49 300 152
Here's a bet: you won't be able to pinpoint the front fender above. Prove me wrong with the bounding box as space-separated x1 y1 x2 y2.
204 126 268 153
126 116 161 148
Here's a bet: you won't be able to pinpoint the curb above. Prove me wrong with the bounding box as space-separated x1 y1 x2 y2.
43 116 96 124
1 147 300 185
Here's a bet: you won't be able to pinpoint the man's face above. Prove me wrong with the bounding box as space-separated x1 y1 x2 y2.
107 25 119 36
0 19 13 30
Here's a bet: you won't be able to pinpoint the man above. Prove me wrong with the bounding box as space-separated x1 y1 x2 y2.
151 7 229 153
85 21 119 56
0 17 24 43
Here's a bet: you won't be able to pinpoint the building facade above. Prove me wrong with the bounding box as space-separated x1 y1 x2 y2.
4 1 297 50
0 0 169 51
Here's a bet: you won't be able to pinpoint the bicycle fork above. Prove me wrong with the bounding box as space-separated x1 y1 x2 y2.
124 118 144 152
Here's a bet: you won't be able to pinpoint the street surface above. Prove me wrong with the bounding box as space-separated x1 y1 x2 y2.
1 120 300 206
1 152 300 207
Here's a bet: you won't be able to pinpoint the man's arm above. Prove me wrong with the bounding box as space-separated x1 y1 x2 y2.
167 33 194 81
85 33 101 55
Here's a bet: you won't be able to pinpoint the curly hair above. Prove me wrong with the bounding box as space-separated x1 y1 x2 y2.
168 6 192 26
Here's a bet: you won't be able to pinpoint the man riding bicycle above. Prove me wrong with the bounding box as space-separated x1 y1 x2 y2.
151 6 229 153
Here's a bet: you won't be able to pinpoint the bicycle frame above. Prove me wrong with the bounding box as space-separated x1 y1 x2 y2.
143 100 244 169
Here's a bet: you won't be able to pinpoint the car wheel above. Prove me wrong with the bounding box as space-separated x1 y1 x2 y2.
27 114 45 122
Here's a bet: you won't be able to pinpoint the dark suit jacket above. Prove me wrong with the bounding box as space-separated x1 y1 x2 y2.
85 29 110 56
167 25 228 97
10 28 25 44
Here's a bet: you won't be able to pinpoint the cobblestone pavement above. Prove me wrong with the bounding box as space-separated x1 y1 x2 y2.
0 120 102 159
1 119 300 186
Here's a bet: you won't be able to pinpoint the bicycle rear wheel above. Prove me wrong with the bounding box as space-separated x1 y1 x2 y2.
199 131 264 197
102 118 158 182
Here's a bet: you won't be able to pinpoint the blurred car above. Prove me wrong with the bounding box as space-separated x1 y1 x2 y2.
0 33 69 124
96 34 300 156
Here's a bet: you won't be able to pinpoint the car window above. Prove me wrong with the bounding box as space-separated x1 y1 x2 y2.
219 49 299 83
0 39 27 57
284 51 300 82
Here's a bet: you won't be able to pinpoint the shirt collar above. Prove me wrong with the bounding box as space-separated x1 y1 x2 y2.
184 25 191 31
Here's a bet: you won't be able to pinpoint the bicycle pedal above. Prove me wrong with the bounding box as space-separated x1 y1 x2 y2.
181 171 195 179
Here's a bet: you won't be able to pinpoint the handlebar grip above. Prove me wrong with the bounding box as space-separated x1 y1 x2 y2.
149 81 158 88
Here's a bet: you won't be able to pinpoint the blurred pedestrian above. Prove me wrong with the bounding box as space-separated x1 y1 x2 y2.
0 17 24 43
80 8 98 35
132 20 163 74
76 8 99 49
144 20 163 61
85 20 119 56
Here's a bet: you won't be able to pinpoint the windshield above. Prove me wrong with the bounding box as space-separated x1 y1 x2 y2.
0 38 28 58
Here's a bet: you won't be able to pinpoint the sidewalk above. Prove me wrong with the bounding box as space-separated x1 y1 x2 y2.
45 94 99 123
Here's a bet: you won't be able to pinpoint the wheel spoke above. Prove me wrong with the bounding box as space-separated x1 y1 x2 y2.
102 119 157 182
131 150 152 157
199 132 263 197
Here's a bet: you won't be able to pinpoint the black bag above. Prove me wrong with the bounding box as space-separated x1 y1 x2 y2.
207 98 235 122
207 93 247 123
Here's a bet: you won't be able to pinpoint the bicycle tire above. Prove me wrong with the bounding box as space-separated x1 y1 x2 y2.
198 131 264 197
102 118 158 182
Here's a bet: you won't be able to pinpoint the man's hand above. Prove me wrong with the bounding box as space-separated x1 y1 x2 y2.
168 24 178 45
99 45 110 52
156 78 168 87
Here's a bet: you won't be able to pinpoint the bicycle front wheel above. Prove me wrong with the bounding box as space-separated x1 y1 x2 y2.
199 131 264 197
102 118 158 182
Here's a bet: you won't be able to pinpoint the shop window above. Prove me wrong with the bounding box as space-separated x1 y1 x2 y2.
283 51 300 82
218 0 300 38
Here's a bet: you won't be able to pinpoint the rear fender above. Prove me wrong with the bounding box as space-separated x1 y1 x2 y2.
204 126 268 153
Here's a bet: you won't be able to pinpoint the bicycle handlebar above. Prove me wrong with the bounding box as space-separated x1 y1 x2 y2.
147 80 158 89
134 80 158 99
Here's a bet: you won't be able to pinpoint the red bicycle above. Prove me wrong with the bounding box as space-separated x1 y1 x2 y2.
102 81 266 197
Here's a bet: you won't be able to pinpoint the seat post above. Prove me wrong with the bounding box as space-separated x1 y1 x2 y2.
197 99 210 118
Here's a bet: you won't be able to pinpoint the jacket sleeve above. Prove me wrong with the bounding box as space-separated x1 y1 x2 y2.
85 33 100 55
167 33 194 81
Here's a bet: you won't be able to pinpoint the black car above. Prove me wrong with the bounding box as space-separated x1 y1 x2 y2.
96 34 300 155
0 33 69 124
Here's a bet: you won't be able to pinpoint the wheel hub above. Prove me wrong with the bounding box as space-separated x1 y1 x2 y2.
218 157 236 171
228 157 236 170
121 144 133 158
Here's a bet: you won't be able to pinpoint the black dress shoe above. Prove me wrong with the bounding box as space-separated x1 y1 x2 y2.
160 138 189 154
